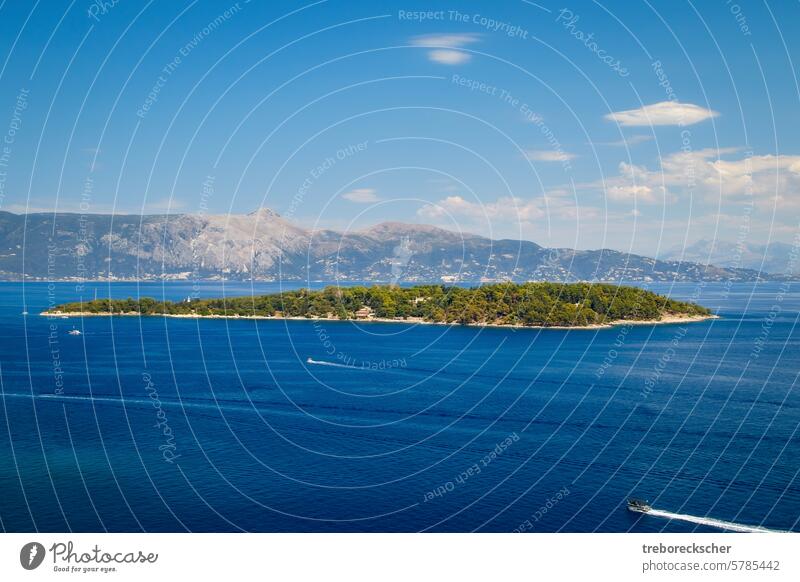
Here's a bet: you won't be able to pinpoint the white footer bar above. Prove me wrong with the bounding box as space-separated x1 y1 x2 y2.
1 533 796 581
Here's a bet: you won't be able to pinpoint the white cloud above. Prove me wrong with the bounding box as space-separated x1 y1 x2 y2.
525 150 577 162
606 184 659 203
605 101 719 126
417 194 594 224
595 150 800 207
410 33 480 65
411 34 481 48
418 195 542 222
342 188 380 203
427 49 471 65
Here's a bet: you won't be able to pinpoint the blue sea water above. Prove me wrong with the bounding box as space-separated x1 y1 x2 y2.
0 281 797 532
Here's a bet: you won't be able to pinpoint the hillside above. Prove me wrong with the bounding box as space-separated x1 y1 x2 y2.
0 209 778 282
662 239 799 276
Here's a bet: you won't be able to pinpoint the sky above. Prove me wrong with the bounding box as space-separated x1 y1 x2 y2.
0 0 798 257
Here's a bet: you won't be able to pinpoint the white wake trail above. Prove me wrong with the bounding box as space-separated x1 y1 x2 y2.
647 509 783 533
306 358 356 369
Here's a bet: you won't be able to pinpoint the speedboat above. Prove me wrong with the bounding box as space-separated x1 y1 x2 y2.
627 498 651 513
68 328 82 336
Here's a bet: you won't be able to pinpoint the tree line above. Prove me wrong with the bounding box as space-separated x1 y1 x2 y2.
50 283 710 327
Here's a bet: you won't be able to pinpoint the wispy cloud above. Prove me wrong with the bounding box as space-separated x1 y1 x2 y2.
342 188 380 203
410 33 481 65
606 183 660 203
605 101 719 126
525 150 577 162
411 33 481 48
418 195 543 222
427 50 471 65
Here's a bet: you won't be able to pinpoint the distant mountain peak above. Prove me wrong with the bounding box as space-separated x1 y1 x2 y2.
361 221 483 240
662 238 797 275
247 207 281 218
0 210 781 282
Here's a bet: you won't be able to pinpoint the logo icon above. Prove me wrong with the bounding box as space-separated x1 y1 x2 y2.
20 542 46 570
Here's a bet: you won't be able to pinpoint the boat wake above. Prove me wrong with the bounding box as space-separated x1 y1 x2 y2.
306 358 356 369
646 509 783 533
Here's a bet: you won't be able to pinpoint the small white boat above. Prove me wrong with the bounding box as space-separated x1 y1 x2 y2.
68 328 82 336
627 499 651 513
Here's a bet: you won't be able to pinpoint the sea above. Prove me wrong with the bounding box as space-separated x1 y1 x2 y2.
0 281 797 532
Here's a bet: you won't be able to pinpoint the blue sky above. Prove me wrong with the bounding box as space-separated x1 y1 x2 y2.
0 0 798 256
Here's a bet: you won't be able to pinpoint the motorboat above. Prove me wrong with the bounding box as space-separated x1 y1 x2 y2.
627 498 651 513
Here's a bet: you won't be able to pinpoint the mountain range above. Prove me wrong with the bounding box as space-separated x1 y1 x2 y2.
0 209 783 283
661 239 798 276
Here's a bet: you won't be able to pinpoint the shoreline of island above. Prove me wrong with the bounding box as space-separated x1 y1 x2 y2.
40 310 719 330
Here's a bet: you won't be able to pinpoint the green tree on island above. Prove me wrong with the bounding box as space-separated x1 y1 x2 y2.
48 282 711 328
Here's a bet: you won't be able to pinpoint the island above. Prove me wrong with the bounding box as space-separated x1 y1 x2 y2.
43 283 715 329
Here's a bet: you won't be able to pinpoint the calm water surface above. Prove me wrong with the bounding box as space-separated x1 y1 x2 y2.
0 281 798 532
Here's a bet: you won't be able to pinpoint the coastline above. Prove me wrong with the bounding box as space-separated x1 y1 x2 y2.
40 310 719 330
